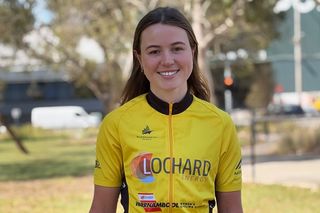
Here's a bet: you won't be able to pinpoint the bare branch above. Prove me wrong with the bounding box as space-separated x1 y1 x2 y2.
202 0 211 14
87 80 110 101
126 0 147 13
148 0 159 10
201 32 215 48
0 114 28 154
210 0 244 39
213 17 234 35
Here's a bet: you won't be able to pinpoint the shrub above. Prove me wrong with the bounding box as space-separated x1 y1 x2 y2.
278 126 320 155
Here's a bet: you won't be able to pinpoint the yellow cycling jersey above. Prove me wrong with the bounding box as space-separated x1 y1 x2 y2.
94 92 242 212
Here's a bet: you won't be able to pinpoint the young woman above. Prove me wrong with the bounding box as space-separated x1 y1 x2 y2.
90 7 243 213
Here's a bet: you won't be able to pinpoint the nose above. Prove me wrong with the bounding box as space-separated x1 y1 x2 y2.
161 51 174 66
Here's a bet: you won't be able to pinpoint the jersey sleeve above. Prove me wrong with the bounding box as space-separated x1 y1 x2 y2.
215 115 242 192
94 113 123 187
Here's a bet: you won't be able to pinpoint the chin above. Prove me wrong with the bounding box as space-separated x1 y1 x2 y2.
160 85 179 91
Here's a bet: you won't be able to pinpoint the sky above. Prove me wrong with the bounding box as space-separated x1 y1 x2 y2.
3 0 318 68
274 0 319 13
30 0 105 63
31 0 320 23
33 0 54 26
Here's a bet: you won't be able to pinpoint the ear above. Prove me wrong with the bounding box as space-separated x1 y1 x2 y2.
134 50 142 66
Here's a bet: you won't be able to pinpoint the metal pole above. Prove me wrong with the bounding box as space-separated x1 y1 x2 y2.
224 61 233 113
250 109 256 182
293 1 303 105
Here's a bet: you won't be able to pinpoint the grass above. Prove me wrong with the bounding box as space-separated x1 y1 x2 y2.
242 184 320 213
0 125 319 212
0 176 94 213
0 127 96 181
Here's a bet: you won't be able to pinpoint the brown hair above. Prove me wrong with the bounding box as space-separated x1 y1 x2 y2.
120 7 210 105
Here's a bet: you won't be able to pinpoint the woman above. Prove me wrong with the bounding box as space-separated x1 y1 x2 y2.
90 7 243 213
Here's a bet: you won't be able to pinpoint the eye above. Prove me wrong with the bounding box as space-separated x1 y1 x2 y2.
172 46 184 53
148 49 160 55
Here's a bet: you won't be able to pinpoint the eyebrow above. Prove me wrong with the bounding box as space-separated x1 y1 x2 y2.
145 41 187 51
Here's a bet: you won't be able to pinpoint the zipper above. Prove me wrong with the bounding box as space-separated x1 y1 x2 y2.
168 103 173 212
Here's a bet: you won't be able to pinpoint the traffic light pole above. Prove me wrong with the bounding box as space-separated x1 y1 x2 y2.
224 61 233 113
293 1 303 106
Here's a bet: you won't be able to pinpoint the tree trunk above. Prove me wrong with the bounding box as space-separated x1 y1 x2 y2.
198 45 216 103
0 114 28 154
192 0 216 103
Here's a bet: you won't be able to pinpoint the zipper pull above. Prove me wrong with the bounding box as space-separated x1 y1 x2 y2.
169 103 173 115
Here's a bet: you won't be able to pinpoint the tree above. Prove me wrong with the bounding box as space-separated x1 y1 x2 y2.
245 62 275 109
23 0 284 110
187 0 282 103
0 0 34 154
26 0 145 110
0 0 35 48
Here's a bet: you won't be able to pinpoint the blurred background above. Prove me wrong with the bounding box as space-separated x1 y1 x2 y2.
0 0 320 212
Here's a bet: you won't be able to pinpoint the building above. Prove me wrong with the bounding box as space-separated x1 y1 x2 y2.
267 7 320 93
266 6 320 112
0 69 105 124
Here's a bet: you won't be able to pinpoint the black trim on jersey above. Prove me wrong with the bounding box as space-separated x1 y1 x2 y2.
208 199 215 212
120 177 128 213
146 91 193 115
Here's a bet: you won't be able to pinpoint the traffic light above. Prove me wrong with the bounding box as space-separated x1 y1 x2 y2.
224 76 234 90
224 76 234 87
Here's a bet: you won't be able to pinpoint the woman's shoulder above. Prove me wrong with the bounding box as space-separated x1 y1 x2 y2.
103 94 147 122
192 96 223 112
192 96 232 121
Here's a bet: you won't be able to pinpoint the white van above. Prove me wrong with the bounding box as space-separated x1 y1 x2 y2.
31 106 101 129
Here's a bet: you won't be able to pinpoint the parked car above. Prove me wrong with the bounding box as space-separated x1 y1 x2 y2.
267 104 304 116
31 106 101 129
0 125 6 134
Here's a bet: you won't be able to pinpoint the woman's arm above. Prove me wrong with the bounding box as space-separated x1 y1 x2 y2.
89 185 120 213
216 191 243 213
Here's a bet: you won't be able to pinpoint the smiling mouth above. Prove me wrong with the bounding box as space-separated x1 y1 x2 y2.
158 70 179 76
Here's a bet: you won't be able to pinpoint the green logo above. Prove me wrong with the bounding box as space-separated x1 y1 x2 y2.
142 125 152 134
95 160 101 168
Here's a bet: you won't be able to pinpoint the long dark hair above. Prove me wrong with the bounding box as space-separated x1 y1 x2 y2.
120 7 210 105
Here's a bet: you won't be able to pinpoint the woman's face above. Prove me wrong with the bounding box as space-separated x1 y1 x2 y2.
136 23 194 100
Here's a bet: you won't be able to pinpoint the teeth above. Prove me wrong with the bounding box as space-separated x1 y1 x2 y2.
159 71 178 76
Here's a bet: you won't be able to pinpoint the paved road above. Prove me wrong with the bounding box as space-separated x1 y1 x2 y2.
242 155 320 190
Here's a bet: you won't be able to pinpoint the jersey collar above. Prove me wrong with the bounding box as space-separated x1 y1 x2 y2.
146 91 193 115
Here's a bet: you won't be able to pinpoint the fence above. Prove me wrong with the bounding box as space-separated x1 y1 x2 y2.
235 110 320 181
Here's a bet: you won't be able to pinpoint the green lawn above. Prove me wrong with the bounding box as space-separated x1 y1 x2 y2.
0 126 319 213
0 128 96 181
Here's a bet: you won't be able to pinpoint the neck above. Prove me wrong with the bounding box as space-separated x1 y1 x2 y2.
150 88 187 104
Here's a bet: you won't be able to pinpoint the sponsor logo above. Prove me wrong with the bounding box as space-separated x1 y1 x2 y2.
137 193 162 212
136 196 199 210
234 159 242 175
131 153 211 183
95 160 101 168
137 125 158 141
235 159 242 169
131 153 155 183
142 125 153 134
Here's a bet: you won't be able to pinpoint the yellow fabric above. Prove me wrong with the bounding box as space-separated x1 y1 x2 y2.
94 94 242 212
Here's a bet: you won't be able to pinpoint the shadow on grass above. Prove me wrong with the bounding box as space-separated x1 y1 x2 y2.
0 158 94 181
0 126 98 181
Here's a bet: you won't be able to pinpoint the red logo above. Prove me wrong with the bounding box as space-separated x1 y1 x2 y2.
138 193 162 212
131 153 155 183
